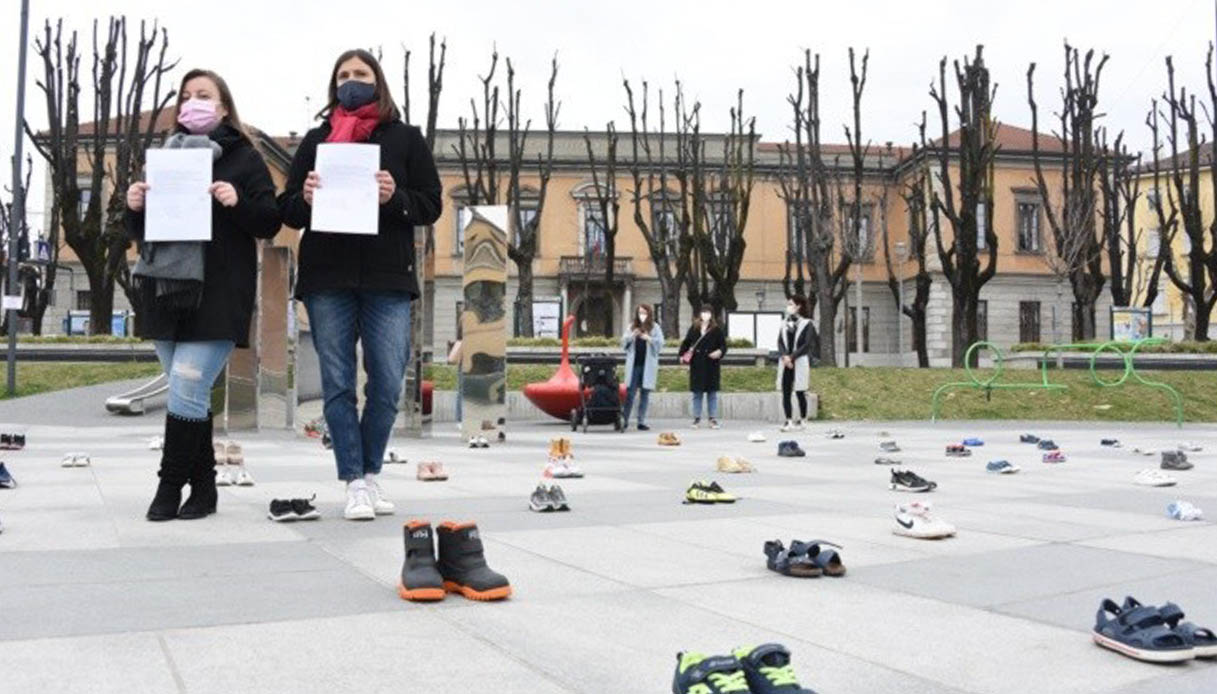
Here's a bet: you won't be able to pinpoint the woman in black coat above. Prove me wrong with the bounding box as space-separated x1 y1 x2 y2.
277 48 442 522
679 304 728 429
125 68 282 522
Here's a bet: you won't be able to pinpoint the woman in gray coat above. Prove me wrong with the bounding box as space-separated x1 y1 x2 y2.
621 303 663 431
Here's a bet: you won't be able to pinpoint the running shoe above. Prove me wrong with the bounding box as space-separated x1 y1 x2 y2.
529 484 557 512
893 502 956 539
1167 500 1205 521
1020 433 1041 444
986 459 1020 474
1134 469 1177 487
748 431 767 443
733 643 817 693
890 469 936 492
672 652 751 694
1161 450 1194 471
1042 450 1067 464
0 462 14 489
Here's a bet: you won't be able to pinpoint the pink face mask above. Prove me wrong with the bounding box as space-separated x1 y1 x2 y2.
177 98 221 134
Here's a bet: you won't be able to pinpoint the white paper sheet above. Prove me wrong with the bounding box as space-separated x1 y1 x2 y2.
145 149 213 242
311 143 380 235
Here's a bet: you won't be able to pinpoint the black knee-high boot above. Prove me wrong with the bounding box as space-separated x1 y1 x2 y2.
146 414 199 521
179 412 217 520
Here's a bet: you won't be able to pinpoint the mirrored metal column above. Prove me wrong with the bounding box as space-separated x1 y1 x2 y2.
258 245 295 429
399 224 430 437
460 206 508 443
225 243 261 432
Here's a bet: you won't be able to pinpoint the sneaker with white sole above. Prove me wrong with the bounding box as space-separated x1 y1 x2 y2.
365 477 396 515
890 469 937 492
893 502 956 539
215 466 234 486
1134 469 1177 487
234 467 255 486
747 431 767 443
986 459 1021 474
344 480 376 521
709 419 721 430
780 421 795 433
1167 500 1204 521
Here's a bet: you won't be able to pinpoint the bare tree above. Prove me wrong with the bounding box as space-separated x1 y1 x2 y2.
1027 43 1108 339
1147 50 1217 340
775 50 850 366
1097 128 1153 309
927 46 999 367
881 121 933 367
453 50 559 337
1 153 61 336
26 17 176 335
623 78 692 338
581 124 621 336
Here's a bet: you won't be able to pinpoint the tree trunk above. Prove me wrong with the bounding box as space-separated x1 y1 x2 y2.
88 274 116 336
1194 303 1211 341
659 275 681 339
515 261 534 338
950 289 980 368
816 285 837 366
910 307 929 368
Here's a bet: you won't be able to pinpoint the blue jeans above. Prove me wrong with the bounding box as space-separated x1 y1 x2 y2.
305 290 411 482
622 365 649 425
154 340 235 420
691 390 718 420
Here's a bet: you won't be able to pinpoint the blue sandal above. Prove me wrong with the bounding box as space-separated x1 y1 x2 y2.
1135 599 1217 659
1093 599 1194 663
789 540 846 577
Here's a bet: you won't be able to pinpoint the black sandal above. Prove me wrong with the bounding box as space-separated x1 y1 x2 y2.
763 540 822 578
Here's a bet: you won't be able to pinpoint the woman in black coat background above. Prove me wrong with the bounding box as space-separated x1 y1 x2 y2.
679 304 727 428
125 68 282 522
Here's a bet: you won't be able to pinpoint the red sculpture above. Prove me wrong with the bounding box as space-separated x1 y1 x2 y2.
523 315 625 421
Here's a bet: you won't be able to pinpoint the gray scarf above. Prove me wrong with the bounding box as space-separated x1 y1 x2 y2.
131 133 222 310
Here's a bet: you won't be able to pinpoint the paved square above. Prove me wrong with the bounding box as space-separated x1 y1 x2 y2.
1 383 1216 693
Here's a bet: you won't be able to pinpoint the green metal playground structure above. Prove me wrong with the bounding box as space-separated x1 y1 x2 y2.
930 338 1185 427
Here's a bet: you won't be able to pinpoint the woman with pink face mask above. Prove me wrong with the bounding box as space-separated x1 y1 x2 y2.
125 69 281 522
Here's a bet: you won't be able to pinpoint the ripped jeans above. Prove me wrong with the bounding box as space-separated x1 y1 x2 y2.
154 340 235 421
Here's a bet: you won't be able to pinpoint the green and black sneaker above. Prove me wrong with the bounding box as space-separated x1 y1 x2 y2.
733 644 816 693
684 481 717 505
672 652 751 694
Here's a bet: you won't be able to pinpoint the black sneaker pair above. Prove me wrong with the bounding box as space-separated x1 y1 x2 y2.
777 440 806 457
673 644 816 693
890 469 937 492
529 483 570 512
0 433 25 450
267 495 321 522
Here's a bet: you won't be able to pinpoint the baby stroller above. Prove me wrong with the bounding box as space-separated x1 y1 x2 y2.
571 353 624 433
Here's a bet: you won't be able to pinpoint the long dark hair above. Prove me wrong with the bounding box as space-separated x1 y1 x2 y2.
317 49 401 123
631 303 655 334
788 294 810 319
694 304 718 331
174 69 249 139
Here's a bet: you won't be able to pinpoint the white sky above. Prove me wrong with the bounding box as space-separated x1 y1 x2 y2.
0 0 1212 238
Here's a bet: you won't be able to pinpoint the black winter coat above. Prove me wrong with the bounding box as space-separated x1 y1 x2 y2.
126 125 282 348
679 325 728 392
278 119 443 300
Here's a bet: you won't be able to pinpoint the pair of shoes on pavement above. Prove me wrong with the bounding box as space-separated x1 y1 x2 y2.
777 440 805 457
893 502 955 539
1101 438 1121 448
1020 433 1041 444
1093 596 1217 663
416 461 448 481
399 520 511 602
1042 450 1067 464
779 419 806 433
658 432 681 446
214 441 254 486
961 437 984 447
147 435 164 451
1167 500 1205 521
879 440 900 452
0 462 15 489
267 495 321 521
1178 441 1203 452
1134 469 1177 487
945 444 971 457
986 459 1020 474
383 449 407 464
60 452 92 467
691 418 721 430
1037 439 1059 451
529 481 570 512
747 431 767 443
1162 450 1194 471
467 435 490 448
685 480 736 504
343 477 395 520
764 539 846 578
824 428 845 440
0 433 26 450
890 469 936 492
716 456 756 473
874 456 901 465
673 644 816 694
544 457 584 479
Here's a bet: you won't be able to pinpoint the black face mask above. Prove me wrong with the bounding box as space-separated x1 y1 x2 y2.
336 80 377 110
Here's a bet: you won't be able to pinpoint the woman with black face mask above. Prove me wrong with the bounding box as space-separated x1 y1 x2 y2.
278 49 442 521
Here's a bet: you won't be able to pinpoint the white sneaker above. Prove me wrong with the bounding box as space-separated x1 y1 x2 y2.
1134 468 1177 487
1132 446 1158 456
691 419 701 429
364 476 395 515
747 431 767 443
560 458 584 478
344 480 376 520
147 436 163 451
234 467 255 487
1178 441 1203 452
780 421 794 433
709 419 721 430
544 458 572 479
215 466 234 486
893 502 956 539
795 420 806 431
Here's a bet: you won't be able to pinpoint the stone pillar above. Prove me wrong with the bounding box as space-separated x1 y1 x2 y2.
460 206 508 443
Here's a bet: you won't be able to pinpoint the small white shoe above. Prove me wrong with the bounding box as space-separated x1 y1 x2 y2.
60 453 76 468
147 436 163 451
779 421 794 433
234 467 255 487
215 466 234 486
1132 446 1158 456
1178 441 1203 452
747 431 767 443
364 477 395 515
893 502 956 539
1134 468 1177 487
344 480 376 520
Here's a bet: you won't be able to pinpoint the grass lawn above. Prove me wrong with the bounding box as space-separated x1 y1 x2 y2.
423 364 1216 422
0 362 163 400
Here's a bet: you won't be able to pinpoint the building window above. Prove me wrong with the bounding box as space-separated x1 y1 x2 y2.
976 203 987 250
580 203 607 258
1146 229 1161 259
844 203 874 260
1019 301 1041 343
75 290 91 311
1016 201 1041 253
976 300 988 342
454 205 471 256
846 306 870 353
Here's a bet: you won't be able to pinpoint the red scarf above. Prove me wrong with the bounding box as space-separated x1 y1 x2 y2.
326 103 380 143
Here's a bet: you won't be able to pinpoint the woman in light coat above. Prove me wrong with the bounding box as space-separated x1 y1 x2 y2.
622 303 663 431
776 295 814 431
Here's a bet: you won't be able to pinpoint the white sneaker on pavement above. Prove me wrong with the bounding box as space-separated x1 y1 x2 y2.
344 479 376 520
364 475 396 515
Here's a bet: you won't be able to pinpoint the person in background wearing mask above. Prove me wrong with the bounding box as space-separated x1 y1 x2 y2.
621 303 663 431
126 69 282 521
278 49 442 521
679 304 727 429
777 294 815 432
